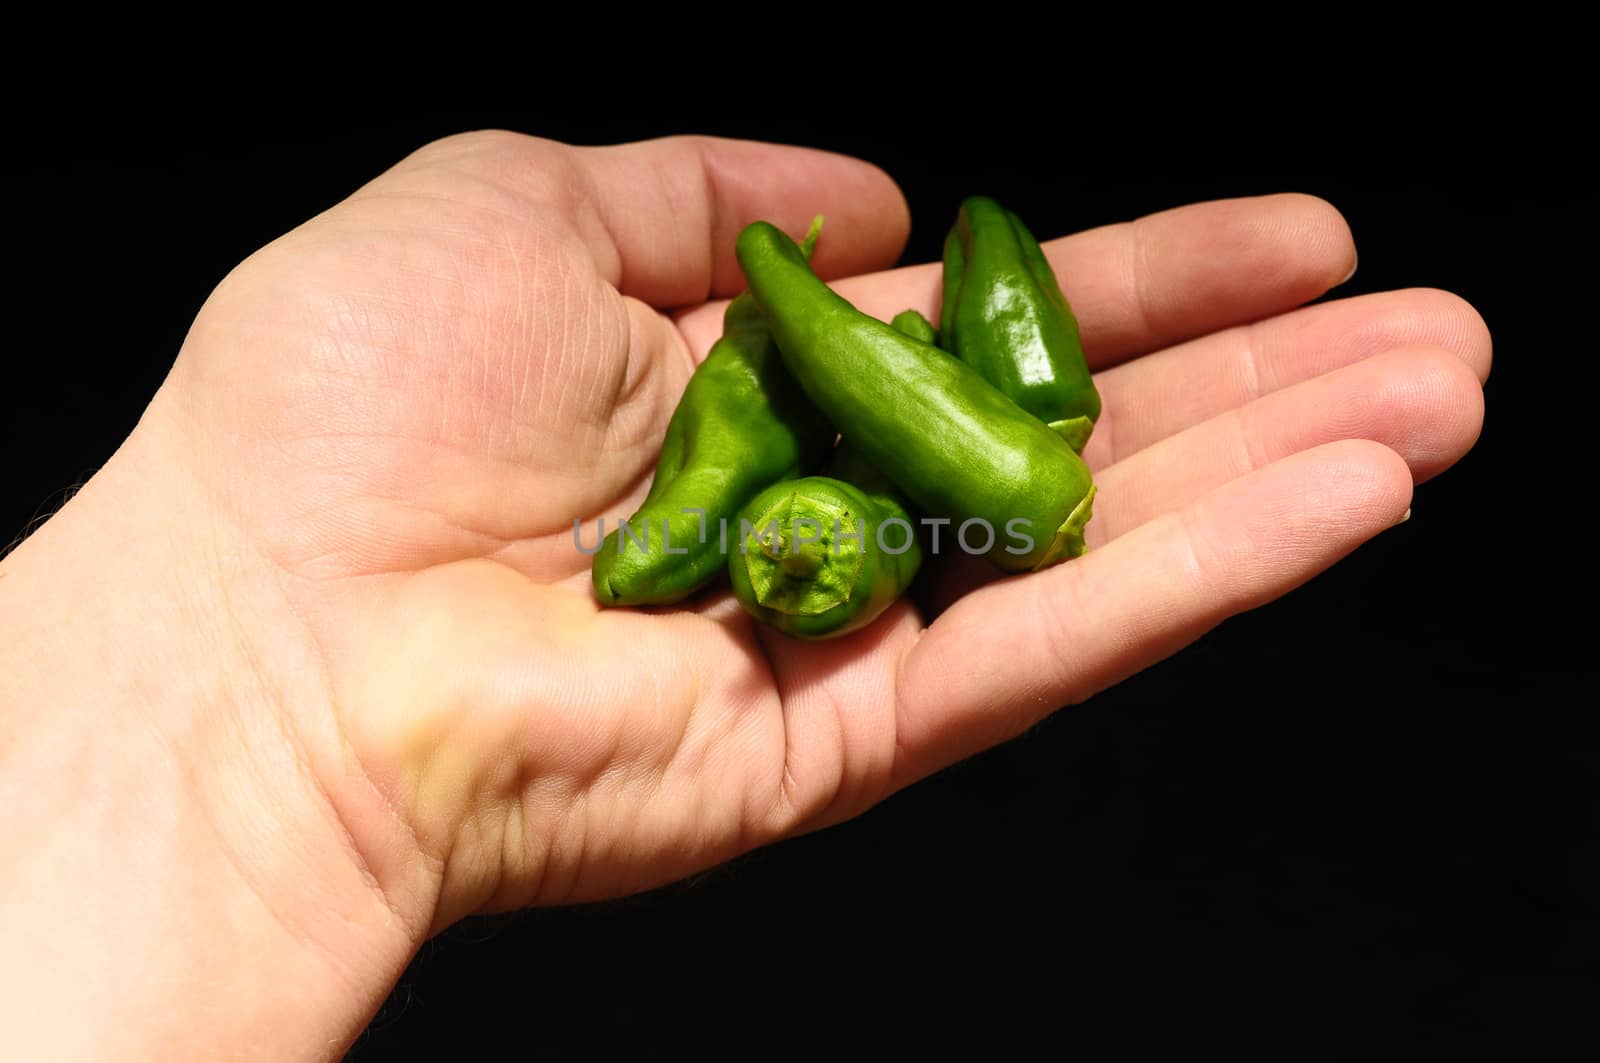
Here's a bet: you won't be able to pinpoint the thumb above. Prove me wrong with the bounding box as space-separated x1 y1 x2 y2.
386 130 911 307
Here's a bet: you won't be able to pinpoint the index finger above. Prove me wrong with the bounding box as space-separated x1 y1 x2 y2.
677 194 1355 366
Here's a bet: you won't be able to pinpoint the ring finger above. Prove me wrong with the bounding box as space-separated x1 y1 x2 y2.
1087 344 1485 545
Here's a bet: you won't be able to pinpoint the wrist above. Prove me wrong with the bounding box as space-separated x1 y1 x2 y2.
0 398 434 1058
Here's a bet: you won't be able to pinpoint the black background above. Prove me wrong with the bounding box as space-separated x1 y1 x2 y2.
2 81 1590 1056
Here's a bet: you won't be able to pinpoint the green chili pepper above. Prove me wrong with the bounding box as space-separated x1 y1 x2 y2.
728 469 922 640
591 221 834 606
940 196 1101 453
736 221 1096 573
729 312 930 639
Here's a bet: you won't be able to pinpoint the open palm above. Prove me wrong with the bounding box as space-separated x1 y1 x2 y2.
159 132 1486 935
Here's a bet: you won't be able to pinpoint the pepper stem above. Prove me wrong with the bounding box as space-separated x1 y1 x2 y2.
800 215 824 260
744 489 861 616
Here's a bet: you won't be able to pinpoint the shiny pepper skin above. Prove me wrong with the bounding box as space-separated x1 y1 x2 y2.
941 196 1102 452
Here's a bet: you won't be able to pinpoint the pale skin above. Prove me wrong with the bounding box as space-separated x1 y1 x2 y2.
0 132 1489 1059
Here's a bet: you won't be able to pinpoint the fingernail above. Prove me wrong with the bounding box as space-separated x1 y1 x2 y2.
1339 250 1359 286
1392 506 1411 527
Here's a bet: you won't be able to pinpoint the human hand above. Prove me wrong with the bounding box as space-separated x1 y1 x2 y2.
0 131 1486 1058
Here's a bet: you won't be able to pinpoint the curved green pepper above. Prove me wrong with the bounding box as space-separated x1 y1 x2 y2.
941 196 1101 452
736 221 1096 572
591 222 833 606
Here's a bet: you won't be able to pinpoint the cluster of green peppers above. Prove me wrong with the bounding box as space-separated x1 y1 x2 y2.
590 197 1101 639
